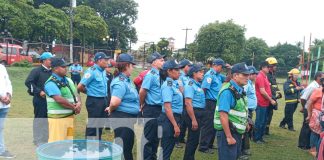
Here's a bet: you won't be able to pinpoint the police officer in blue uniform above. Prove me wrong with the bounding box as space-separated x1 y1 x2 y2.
199 58 227 153
69 59 83 85
77 52 109 140
139 52 165 160
25 52 53 146
216 63 250 160
105 58 115 107
176 59 193 148
105 53 139 160
158 59 183 160
179 59 193 87
183 64 206 160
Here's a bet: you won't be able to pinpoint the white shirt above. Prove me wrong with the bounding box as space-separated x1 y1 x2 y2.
300 80 320 101
0 64 12 108
42 64 51 71
302 81 322 109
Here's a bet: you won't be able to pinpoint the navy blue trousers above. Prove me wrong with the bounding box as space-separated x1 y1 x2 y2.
85 96 108 140
109 111 137 160
158 113 181 160
217 130 242 160
199 99 217 150
183 108 206 160
142 104 162 160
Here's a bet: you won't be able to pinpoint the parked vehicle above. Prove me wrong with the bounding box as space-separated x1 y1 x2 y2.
0 43 32 65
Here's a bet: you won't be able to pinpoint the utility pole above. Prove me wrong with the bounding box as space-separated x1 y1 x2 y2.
305 33 312 85
143 43 146 69
182 28 192 54
69 0 76 63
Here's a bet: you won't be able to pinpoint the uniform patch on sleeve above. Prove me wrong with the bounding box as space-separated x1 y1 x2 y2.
84 73 91 79
119 76 125 81
207 77 212 84
167 80 173 86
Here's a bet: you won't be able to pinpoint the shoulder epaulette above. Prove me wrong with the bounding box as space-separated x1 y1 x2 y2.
167 80 172 86
91 66 96 70
188 81 193 86
151 70 156 75
210 71 215 75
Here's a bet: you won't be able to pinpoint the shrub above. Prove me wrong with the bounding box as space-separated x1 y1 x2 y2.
11 60 32 67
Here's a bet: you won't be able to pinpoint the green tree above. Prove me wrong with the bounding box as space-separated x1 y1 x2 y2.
33 0 88 8
187 42 198 61
70 5 108 46
0 0 21 32
269 43 301 75
195 20 246 64
85 0 138 50
157 38 170 56
31 4 69 43
242 37 269 67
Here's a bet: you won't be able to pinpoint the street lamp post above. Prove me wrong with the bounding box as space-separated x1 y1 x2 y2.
81 24 85 66
142 41 154 68
103 35 111 56
69 0 76 63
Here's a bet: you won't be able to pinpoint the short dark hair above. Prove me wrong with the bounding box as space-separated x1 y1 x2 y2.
259 61 269 70
314 71 324 80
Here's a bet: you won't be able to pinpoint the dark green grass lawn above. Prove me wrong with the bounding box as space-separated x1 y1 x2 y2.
5 67 313 160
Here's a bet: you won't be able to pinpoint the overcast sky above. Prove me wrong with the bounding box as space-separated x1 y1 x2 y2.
133 0 324 50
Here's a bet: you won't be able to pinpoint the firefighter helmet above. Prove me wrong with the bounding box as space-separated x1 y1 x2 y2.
265 57 278 65
288 68 300 75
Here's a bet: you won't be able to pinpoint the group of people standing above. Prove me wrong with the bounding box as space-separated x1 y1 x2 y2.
298 71 324 158
21 50 324 160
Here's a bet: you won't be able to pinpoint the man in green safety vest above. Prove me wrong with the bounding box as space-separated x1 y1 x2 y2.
214 62 251 160
44 58 81 143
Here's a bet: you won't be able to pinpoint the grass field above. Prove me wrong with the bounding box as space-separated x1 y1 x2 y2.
4 66 313 160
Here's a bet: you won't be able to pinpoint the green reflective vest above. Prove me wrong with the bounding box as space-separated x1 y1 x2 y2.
45 76 76 118
214 82 248 134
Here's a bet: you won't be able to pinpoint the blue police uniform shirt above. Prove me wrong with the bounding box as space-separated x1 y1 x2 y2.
45 73 67 96
111 73 140 115
179 70 190 86
244 80 257 110
217 80 243 113
202 68 226 101
184 78 206 108
80 64 107 97
161 77 183 114
69 64 83 75
141 67 162 106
